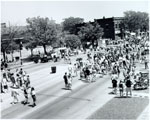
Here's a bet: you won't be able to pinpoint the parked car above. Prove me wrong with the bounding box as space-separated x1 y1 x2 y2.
32 54 52 63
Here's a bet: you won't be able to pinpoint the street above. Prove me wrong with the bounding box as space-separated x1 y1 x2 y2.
1 53 149 119
1 2 149 119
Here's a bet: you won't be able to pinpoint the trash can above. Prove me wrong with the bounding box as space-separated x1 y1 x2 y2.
51 66 56 73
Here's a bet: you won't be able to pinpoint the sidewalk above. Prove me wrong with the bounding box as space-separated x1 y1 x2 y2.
137 104 149 120
88 96 149 119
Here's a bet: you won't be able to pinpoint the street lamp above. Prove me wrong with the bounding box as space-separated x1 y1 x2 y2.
19 41 23 65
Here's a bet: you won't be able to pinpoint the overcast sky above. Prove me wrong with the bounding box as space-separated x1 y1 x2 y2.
1 1 149 26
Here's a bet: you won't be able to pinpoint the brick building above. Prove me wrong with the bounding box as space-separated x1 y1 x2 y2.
76 17 124 40
94 17 124 40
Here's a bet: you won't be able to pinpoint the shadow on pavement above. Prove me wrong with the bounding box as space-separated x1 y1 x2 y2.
114 96 131 99
108 87 113 89
108 91 116 95
28 104 35 107
21 101 30 105
79 79 91 83
61 88 72 90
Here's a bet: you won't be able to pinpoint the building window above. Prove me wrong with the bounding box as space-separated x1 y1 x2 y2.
115 24 118 28
106 24 109 29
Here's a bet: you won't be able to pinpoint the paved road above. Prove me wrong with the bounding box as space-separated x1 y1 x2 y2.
1 62 114 119
1 54 149 119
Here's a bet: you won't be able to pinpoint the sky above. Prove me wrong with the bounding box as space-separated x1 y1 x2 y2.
1 1 149 26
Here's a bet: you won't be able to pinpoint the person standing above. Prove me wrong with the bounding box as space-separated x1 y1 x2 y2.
67 73 72 90
73 64 78 77
85 67 91 82
112 78 117 94
30 87 36 107
68 63 73 76
2 73 8 93
144 57 148 69
10 73 16 87
26 75 31 88
119 80 124 97
125 78 132 97
63 73 68 88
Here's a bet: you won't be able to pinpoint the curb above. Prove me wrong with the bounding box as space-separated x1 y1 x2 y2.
8 62 33 70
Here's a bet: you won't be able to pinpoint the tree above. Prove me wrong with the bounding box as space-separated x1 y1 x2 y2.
62 17 84 34
1 24 21 62
64 34 81 49
26 16 57 54
123 11 149 32
78 22 103 48
24 32 37 56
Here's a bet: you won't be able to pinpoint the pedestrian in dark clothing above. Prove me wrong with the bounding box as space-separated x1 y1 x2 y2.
63 73 68 88
2 73 8 92
26 75 31 88
144 58 148 69
125 79 132 97
10 73 16 87
119 80 124 97
123 60 127 69
7 69 11 81
30 87 36 107
4 62 8 68
1 82 4 93
85 67 90 82
22 86 29 104
18 77 23 88
112 79 117 94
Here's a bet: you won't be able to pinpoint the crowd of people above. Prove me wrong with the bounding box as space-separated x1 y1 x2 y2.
1 67 37 107
1 35 149 108
63 36 149 97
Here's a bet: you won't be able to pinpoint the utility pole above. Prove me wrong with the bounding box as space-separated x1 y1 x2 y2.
20 41 23 65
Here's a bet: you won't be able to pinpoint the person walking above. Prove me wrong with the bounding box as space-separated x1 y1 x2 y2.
30 87 36 107
22 85 29 104
63 73 68 88
17 76 23 88
10 73 16 87
10 85 19 104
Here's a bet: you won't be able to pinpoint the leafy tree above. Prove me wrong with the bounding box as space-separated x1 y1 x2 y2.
64 34 81 49
24 32 37 56
62 17 84 34
123 11 149 32
26 16 57 54
52 24 65 48
1 24 21 62
78 22 103 48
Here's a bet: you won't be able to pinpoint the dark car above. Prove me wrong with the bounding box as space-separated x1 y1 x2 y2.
32 54 52 63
